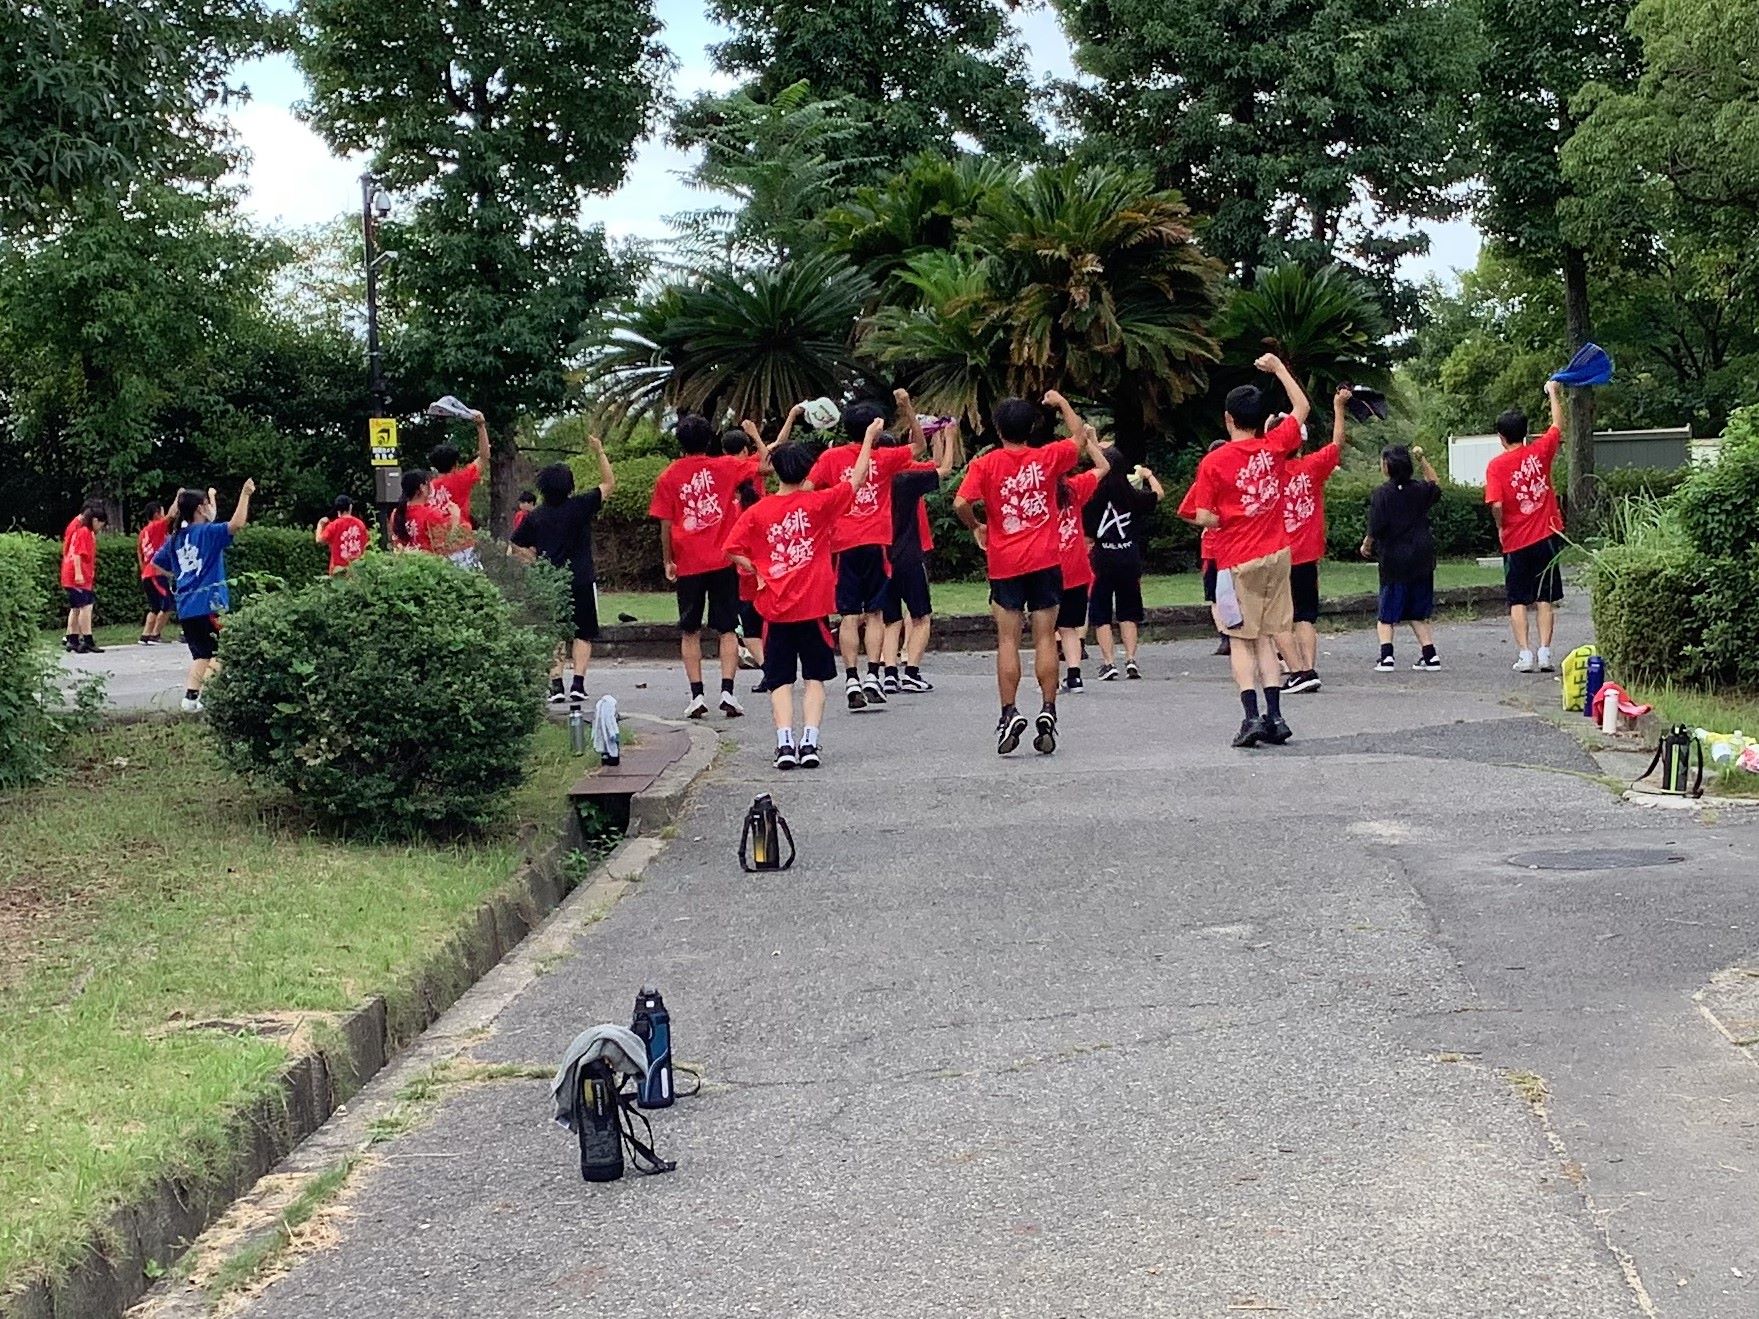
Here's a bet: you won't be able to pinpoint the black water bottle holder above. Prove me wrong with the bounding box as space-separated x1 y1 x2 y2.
1638 724 1704 798
740 806 796 872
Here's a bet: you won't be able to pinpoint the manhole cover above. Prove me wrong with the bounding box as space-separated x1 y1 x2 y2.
1507 848 1687 872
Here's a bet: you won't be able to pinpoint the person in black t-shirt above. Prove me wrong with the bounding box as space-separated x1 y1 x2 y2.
1083 447 1163 680
510 438 615 704
1361 443 1442 672
879 422 960 692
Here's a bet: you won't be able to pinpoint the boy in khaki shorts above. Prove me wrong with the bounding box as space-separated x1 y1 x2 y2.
1179 353 1311 747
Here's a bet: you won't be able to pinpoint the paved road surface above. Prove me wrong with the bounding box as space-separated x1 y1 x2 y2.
118 612 1759 1317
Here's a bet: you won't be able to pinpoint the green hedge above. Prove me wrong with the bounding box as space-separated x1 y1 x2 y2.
0 534 96 785
1597 466 1689 504
1589 539 1716 686
26 527 331 628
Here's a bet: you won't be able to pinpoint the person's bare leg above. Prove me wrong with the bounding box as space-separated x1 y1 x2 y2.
1536 601 1556 650
1094 623 1116 667
1272 630 1299 677
1121 621 1140 663
718 629 739 682
907 615 932 668
993 604 1023 708
862 612 884 666
769 684 795 736
1252 635 1281 693
1294 621 1318 672
66 606 78 638
573 638 592 684
1377 622 1395 647
186 657 212 694
1032 607 1059 706
745 632 764 664
802 680 826 730
1226 637 1259 692
1411 621 1435 648
882 620 904 668
838 613 860 671
681 634 703 688
1508 605 1530 651
1059 627 1082 671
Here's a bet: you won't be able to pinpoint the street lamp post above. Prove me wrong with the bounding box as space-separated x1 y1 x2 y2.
360 173 394 543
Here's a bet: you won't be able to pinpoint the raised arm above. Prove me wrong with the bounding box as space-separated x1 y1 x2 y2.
1139 466 1165 499
1081 424 1110 479
1414 445 1438 484
1256 353 1311 426
1333 385 1351 447
588 434 615 498
228 479 256 532
931 427 958 479
775 401 804 449
1545 377 1566 433
1043 389 1084 440
314 517 330 544
894 388 926 457
470 409 492 469
848 416 882 490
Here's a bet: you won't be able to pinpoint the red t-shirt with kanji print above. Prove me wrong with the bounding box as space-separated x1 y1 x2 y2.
723 484 857 623
648 454 761 577
1177 416 1304 570
1056 470 1102 590
956 440 1080 579
1281 443 1344 566
1484 426 1563 553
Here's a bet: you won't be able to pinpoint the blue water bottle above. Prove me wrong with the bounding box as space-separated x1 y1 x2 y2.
632 988 673 1109
1585 655 1606 719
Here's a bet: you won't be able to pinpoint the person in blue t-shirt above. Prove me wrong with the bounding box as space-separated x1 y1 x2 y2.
152 479 255 713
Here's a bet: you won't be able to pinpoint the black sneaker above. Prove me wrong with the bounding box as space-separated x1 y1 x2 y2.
1373 655 1396 672
569 682 588 704
1231 718 1262 749
1285 671 1321 694
1059 674 1085 695
751 678 773 695
862 675 887 705
899 672 934 693
846 677 867 710
1213 637 1232 656
1260 714 1293 745
881 671 901 694
62 636 77 652
797 741 821 769
138 635 154 646
996 710 1029 755
1097 664 1120 682
1033 708 1058 755
1125 659 1142 680
775 743 799 771
79 638 104 654
1412 655 1443 671
576 1059 624 1183
548 681 568 704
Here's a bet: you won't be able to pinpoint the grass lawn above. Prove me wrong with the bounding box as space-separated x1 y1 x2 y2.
0 719 582 1294
1629 684 1759 798
598 558 1504 624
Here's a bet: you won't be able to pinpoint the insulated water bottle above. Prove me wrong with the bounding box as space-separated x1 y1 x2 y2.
632 988 674 1110
568 706 587 756
1584 656 1606 720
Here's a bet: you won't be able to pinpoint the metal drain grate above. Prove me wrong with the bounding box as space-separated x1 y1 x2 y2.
1507 848 1687 872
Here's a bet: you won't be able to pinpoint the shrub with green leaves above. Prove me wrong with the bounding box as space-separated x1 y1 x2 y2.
1675 443 1759 558
0 534 100 786
205 554 549 834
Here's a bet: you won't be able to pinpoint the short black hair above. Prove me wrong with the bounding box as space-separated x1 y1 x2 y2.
875 431 906 449
516 489 537 506
1224 385 1269 434
722 428 753 456
992 397 1038 444
332 494 354 515
1382 444 1414 483
771 442 813 486
82 499 107 524
142 500 164 520
676 414 715 455
428 442 460 473
841 401 885 444
1495 409 1528 445
536 463 576 504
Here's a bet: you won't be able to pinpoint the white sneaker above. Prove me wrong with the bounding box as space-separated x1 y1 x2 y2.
738 645 759 670
180 695 204 714
684 693 710 719
719 691 745 718
1536 647 1555 673
1512 651 1536 673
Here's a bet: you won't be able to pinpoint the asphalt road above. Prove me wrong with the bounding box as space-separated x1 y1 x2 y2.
128 609 1759 1317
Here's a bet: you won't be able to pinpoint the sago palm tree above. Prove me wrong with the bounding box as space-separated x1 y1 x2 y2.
862 249 1008 428
1214 262 1392 403
577 251 873 432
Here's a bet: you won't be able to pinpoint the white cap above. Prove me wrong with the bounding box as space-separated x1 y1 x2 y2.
801 397 840 431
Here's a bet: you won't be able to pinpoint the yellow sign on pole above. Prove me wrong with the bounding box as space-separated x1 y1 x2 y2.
368 417 399 467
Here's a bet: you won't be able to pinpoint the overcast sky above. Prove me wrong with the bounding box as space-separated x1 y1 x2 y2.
228 0 1480 281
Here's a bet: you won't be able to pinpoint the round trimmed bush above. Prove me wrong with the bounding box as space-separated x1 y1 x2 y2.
206 554 549 834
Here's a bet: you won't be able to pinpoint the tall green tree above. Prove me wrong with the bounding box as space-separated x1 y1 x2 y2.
1055 0 1480 308
1214 263 1391 406
1474 0 1639 522
0 0 271 229
296 0 668 530
705 0 1042 170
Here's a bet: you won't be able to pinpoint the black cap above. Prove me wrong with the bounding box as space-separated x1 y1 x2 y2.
1345 387 1389 423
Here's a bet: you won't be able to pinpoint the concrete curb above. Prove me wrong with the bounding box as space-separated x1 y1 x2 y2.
589 584 1507 659
1 721 716 1319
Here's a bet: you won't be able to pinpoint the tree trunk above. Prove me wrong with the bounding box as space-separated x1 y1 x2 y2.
489 420 520 538
1561 244 1596 530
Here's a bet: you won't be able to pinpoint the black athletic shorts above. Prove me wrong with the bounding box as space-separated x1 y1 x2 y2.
882 557 932 624
761 618 838 687
181 613 221 660
1056 584 1090 631
65 587 94 608
989 566 1062 615
738 600 763 639
1290 559 1321 625
1504 534 1565 607
142 578 174 614
834 544 891 615
1088 565 1144 627
570 578 600 642
676 567 739 635
1202 560 1218 604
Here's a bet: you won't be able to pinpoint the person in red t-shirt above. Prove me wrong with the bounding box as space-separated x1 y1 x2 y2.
808 389 926 711
1485 380 1567 673
725 418 880 770
61 499 108 653
1192 440 1231 657
315 495 371 575
879 418 961 694
512 490 536 532
137 500 172 645
390 469 461 556
1178 353 1311 749
649 413 768 719
1279 395 1348 694
1054 425 1107 696
426 408 491 564
955 390 1108 756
